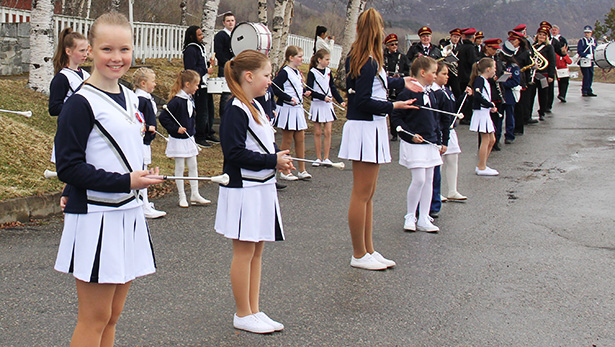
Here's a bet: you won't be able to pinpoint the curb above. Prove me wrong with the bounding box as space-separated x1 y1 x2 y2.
0 192 63 224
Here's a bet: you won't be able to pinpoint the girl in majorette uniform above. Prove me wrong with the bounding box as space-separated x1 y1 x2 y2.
468 58 499 176
339 8 419 271
272 45 312 181
49 27 89 164
216 49 294 334
307 48 346 167
53 13 163 345
133 67 166 219
433 61 467 201
159 70 211 207
391 56 444 233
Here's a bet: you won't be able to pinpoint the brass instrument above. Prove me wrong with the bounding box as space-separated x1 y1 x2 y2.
531 43 549 71
438 43 459 76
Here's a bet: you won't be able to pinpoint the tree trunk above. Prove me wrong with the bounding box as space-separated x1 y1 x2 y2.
201 0 220 55
270 0 287 72
280 0 294 54
111 0 120 12
257 0 267 25
334 0 366 89
180 1 187 26
28 0 55 95
86 0 92 18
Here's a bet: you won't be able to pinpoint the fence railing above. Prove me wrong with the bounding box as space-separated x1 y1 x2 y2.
0 6 343 68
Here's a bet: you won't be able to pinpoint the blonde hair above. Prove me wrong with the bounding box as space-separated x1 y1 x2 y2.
410 56 437 78
277 45 303 74
168 70 200 101
53 28 87 74
133 68 155 90
309 49 330 70
348 8 384 79
224 50 270 125
88 12 132 46
469 57 495 88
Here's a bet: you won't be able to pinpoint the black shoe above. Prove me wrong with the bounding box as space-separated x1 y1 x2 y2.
527 119 539 124
539 115 545 121
207 135 220 143
429 211 439 218
587 92 597 97
276 182 287 190
504 138 513 144
558 95 566 103
196 140 212 148
545 109 552 114
492 144 501 151
582 93 589 97
391 135 398 141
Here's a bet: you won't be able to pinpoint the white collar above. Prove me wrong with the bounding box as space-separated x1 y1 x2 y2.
411 80 428 92
223 28 232 36
176 89 193 100
135 88 152 99
431 82 442 91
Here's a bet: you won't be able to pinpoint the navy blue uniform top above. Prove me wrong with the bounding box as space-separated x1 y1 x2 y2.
345 56 404 121
138 96 157 145
457 39 478 87
500 63 521 105
272 67 302 106
159 96 196 138
214 30 233 77
306 68 344 103
390 88 440 145
220 99 279 188
472 77 496 110
432 87 456 145
48 69 85 116
255 85 277 121
183 44 208 86
55 85 132 214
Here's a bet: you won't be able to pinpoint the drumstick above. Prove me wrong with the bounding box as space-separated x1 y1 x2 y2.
270 82 313 117
145 173 230 185
286 157 345 170
162 105 203 152
301 82 346 110
396 126 442 150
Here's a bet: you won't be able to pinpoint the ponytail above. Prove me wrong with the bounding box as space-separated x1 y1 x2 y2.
168 70 200 101
52 27 87 74
309 49 329 70
224 50 271 125
468 57 494 88
313 25 327 55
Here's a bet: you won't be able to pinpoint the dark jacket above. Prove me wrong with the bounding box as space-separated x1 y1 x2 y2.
390 87 440 144
137 96 157 145
214 29 234 77
472 77 496 110
406 43 442 63
500 63 521 105
457 39 478 88
534 43 556 79
384 50 411 77
159 96 196 138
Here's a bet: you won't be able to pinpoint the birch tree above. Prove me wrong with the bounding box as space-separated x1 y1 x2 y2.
111 0 120 12
279 0 294 55
180 1 187 26
201 0 220 55
270 0 287 72
334 0 367 89
257 0 267 25
28 0 55 95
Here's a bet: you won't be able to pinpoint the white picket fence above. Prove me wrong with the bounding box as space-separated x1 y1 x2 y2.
0 6 343 68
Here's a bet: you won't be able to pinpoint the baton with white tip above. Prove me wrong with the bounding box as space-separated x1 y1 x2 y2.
145 173 230 185
162 105 203 152
301 82 346 110
395 126 442 149
286 157 345 170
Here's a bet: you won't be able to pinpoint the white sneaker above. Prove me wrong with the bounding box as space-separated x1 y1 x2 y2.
143 203 166 219
322 158 333 166
254 312 284 331
403 215 416 232
178 196 189 208
447 192 468 201
417 220 440 233
279 172 299 181
312 158 322 167
370 251 396 268
440 195 448 202
190 194 211 205
233 313 275 334
476 167 499 176
297 171 312 180
350 253 387 270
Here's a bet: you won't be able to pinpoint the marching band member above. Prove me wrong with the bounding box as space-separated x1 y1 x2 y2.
457 28 478 123
384 32 411 140
499 42 521 145
481 39 504 150
214 12 236 118
538 21 556 113
530 25 556 121
577 25 597 97
446 28 463 97
555 41 573 103
475 31 485 55
406 26 442 63
509 29 534 135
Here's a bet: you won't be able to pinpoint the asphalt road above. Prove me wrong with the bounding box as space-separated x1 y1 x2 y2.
1 81 614 346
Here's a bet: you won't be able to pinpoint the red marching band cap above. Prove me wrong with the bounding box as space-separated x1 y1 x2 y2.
384 33 398 44
449 28 462 36
418 26 432 36
462 27 477 36
483 38 502 49
513 24 527 32
475 31 484 39
539 21 552 30
508 30 524 40
536 26 550 35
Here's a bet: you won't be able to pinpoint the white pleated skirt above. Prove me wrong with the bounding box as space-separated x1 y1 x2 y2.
54 207 156 284
165 136 199 158
469 108 495 133
443 129 461 155
143 144 152 165
215 183 285 242
309 101 336 123
275 105 307 131
338 117 391 164
399 141 443 169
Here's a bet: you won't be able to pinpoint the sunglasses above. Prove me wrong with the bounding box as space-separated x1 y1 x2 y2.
388 42 398 46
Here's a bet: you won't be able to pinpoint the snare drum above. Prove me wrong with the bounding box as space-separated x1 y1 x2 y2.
207 77 230 94
594 42 615 69
230 22 272 56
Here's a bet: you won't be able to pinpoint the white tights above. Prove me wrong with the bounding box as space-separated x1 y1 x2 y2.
175 156 200 198
406 167 434 224
140 164 150 207
441 154 459 196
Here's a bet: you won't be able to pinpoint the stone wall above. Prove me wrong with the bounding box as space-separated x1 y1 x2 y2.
0 22 30 75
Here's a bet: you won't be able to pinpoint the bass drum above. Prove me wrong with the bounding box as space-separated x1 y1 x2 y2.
230 22 272 56
594 42 615 69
